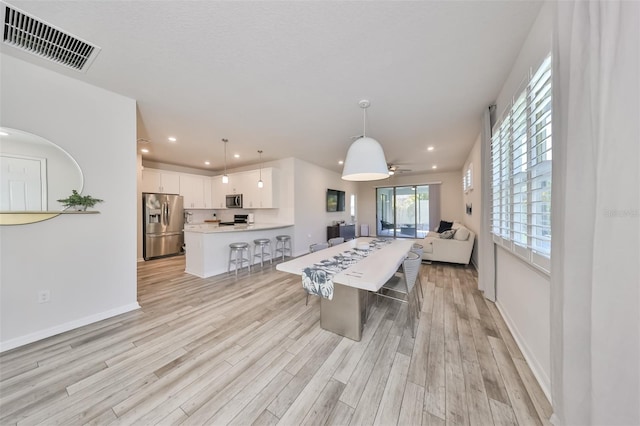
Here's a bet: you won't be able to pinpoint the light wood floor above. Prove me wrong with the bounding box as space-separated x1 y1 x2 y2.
0 255 552 425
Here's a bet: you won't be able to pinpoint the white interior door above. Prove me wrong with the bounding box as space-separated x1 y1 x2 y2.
0 154 47 211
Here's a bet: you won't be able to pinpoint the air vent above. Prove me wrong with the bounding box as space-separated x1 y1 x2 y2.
2 4 100 72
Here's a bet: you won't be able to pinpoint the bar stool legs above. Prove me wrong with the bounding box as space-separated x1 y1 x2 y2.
275 235 292 261
253 238 273 267
228 242 251 275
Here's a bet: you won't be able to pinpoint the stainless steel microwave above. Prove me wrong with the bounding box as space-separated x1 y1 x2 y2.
225 194 243 208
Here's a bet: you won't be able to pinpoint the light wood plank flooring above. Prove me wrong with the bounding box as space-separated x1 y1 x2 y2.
0 255 552 425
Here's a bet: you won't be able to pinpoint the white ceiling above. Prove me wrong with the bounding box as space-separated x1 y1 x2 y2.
2 1 542 175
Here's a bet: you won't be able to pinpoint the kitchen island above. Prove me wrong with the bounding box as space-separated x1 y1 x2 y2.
184 223 294 278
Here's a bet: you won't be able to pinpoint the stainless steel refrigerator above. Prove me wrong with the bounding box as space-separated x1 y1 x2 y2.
143 193 184 260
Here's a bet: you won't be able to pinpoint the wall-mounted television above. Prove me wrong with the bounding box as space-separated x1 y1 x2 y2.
326 189 346 212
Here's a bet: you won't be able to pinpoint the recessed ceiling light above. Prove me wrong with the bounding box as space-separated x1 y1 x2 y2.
140 148 149 153
204 161 210 165
338 160 344 165
168 137 177 142
234 154 240 158
432 165 437 169
427 146 434 151
0 131 8 136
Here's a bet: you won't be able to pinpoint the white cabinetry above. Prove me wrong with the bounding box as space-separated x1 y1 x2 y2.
211 176 227 209
203 178 212 209
258 167 279 208
180 175 215 209
240 170 259 209
141 169 180 194
243 168 278 209
142 167 278 209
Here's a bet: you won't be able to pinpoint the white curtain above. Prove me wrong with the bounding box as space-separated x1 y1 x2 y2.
428 183 441 232
551 1 640 425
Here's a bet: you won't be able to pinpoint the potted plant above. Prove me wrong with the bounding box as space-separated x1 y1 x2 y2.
57 190 103 211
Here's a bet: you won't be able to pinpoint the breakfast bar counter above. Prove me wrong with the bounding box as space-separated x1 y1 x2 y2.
184 223 293 278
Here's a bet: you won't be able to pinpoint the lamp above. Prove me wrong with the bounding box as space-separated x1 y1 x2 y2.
341 100 389 181
222 138 229 184
257 150 264 188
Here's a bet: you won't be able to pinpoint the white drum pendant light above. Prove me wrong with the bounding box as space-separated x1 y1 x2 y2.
341 100 389 181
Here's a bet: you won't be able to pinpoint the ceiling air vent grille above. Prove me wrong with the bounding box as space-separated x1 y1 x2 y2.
2 4 100 72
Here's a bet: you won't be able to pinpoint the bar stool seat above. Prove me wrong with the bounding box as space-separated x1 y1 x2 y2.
228 242 251 275
275 235 292 261
253 238 273 267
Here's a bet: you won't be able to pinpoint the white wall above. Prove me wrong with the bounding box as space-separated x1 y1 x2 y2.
357 170 464 237
0 54 138 351
491 1 554 397
293 158 357 255
137 153 144 260
462 136 482 268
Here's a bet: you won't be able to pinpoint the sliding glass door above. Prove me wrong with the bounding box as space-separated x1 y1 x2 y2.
376 185 433 238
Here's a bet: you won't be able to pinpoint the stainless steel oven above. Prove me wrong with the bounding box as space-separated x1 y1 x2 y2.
225 194 243 208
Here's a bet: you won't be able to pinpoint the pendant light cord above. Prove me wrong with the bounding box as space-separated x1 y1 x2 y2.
223 138 228 175
363 107 367 138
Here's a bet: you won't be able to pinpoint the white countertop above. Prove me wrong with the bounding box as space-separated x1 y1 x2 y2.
276 237 414 292
184 223 293 234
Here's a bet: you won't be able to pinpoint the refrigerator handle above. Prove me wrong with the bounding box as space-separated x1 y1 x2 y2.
165 201 170 225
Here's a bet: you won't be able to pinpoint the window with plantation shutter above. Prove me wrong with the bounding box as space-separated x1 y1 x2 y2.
491 55 552 273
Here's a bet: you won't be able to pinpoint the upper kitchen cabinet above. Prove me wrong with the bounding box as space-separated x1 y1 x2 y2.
141 169 180 194
245 167 279 209
180 174 213 209
211 176 227 209
203 178 212 209
240 170 259 209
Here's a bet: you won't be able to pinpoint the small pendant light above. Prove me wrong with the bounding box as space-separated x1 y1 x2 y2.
257 150 264 188
222 138 229 184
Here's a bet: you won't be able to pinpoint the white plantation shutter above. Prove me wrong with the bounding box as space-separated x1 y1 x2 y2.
490 55 552 272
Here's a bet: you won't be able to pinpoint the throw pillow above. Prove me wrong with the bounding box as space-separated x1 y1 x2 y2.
453 227 470 241
440 229 456 239
437 220 453 233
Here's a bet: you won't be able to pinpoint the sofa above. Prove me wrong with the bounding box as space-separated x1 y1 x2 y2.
417 222 475 264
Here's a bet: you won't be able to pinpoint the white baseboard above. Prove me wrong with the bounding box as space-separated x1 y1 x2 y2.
0 302 141 353
495 301 552 403
471 257 479 272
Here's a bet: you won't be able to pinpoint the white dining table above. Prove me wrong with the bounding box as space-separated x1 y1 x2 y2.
276 237 415 341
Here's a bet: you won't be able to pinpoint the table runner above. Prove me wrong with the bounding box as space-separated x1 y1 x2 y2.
302 239 393 300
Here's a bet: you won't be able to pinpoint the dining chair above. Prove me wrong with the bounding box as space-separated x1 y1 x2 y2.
410 243 425 310
306 241 330 305
328 237 345 247
309 242 329 252
376 251 421 337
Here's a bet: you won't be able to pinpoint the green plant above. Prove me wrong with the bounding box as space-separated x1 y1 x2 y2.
57 190 103 209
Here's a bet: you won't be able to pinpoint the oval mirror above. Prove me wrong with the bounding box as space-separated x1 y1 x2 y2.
1 127 84 223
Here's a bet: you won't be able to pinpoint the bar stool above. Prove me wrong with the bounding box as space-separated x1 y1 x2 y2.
275 235 292 261
253 238 273 267
228 242 251 275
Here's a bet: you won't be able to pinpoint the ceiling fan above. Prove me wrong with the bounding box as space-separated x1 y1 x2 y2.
387 164 412 175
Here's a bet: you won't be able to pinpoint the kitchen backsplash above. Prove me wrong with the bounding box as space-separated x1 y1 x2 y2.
184 208 282 224
185 209 217 223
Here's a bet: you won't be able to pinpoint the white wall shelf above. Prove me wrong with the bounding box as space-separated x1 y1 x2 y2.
0 211 100 225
